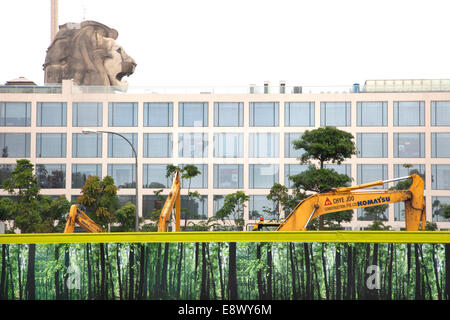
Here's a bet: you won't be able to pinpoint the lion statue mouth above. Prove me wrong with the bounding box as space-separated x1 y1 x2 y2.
43 21 137 87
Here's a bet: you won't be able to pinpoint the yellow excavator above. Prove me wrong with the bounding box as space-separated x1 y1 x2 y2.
158 170 181 232
253 174 426 231
64 204 103 233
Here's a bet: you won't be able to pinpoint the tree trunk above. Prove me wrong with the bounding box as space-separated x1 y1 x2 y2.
445 244 450 300
17 244 23 300
227 242 238 299
304 243 312 299
406 243 411 299
99 243 106 299
138 244 146 299
26 244 36 300
335 243 341 300
266 243 273 300
54 245 60 300
86 243 92 300
217 243 224 300
128 244 135 300
200 243 209 300
289 243 298 299
414 244 422 300
346 244 353 300
116 244 123 300
161 243 170 298
321 243 329 300
387 244 393 300
432 244 442 300
256 243 264 299
176 243 184 299
0 244 6 299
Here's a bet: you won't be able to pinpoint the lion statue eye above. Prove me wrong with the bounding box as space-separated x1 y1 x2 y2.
116 47 122 54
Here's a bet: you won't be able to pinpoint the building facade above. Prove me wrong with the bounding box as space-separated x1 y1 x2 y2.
1 79 450 230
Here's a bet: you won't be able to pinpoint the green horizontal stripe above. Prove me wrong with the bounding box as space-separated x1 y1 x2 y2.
0 231 450 244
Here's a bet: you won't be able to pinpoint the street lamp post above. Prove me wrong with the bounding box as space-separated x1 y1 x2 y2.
82 128 139 232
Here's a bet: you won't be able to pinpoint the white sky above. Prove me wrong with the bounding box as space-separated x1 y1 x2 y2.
2 0 450 87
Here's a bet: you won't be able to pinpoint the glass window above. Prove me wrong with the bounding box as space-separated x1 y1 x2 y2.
249 195 278 220
431 101 450 126
180 164 208 189
284 133 304 158
107 164 136 188
357 133 387 158
143 133 172 158
394 164 425 179
108 133 137 158
214 133 243 158
249 102 279 127
284 164 308 188
213 195 226 216
214 164 243 189
357 164 388 189
72 133 102 158
108 102 138 127
249 164 279 188
179 102 208 127
71 164 102 188
213 194 244 221
143 195 164 219
357 102 387 126
181 195 207 219
0 133 30 158
356 165 387 221
117 195 136 207
36 133 66 158
0 102 30 126
393 133 425 158
324 164 352 179
249 133 279 158
394 202 405 221
144 102 173 127
178 133 208 158
143 164 170 188
432 196 450 222
320 102 351 126
393 101 424 126
0 164 15 185
37 102 66 127
432 165 450 190
431 133 450 157
72 102 102 127
36 164 66 188
285 102 314 127
214 102 243 127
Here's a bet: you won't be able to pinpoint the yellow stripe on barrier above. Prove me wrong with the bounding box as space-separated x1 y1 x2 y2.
0 231 450 244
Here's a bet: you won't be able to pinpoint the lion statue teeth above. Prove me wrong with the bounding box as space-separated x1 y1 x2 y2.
43 20 136 87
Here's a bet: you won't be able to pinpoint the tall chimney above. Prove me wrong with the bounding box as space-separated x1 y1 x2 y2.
50 0 58 43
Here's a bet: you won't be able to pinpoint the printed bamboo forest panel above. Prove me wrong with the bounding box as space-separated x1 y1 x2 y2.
0 242 449 300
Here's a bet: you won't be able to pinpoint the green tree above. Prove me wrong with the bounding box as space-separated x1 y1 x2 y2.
113 202 137 232
293 126 357 169
76 175 119 230
0 159 70 299
291 127 356 230
215 191 249 230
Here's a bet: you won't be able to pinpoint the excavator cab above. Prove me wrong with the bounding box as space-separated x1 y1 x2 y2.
252 217 281 231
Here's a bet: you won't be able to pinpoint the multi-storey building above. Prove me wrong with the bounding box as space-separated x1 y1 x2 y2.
1 78 450 230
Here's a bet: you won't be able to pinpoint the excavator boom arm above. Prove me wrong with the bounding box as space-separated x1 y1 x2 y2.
64 204 103 233
157 171 181 232
276 174 425 231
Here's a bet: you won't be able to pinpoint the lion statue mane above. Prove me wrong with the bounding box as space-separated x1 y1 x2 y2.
43 21 136 86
